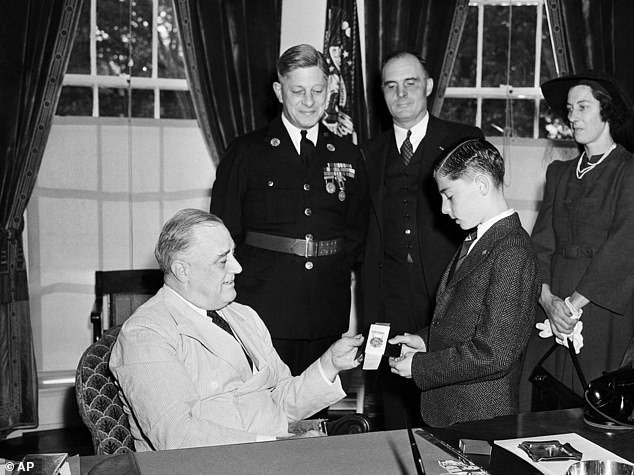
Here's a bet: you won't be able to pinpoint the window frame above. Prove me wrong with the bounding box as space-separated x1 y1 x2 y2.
59 0 189 119
443 0 550 138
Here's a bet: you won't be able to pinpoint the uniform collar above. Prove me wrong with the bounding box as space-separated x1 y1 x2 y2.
281 114 319 154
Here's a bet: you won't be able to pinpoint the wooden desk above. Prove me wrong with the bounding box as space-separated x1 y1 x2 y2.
80 429 465 475
80 409 634 475
428 408 634 475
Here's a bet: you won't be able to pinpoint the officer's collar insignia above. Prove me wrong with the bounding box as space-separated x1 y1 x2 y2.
270 138 280 147
327 143 335 152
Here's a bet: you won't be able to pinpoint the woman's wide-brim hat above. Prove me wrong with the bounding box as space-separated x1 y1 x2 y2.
541 71 631 119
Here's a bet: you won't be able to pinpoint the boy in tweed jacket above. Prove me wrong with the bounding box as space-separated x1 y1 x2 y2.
388 138 539 427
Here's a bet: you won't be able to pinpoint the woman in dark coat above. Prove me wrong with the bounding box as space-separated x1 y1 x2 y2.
527 72 634 402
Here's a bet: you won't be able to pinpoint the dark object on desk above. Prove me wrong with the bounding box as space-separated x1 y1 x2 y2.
12 453 67 474
407 427 426 475
90 269 164 341
584 366 634 430
566 460 634 475
518 440 582 462
326 414 372 435
75 325 135 455
529 342 585 411
531 340 634 430
459 438 492 456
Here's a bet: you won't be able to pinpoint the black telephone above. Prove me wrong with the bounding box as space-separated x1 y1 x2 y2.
584 365 634 429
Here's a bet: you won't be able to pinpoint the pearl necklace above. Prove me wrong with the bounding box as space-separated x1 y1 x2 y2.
576 143 616 179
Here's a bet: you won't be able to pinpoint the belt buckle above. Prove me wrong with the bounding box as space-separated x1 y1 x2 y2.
304 236 316 258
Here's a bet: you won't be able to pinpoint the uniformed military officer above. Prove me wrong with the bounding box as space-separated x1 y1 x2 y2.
211 44 369 376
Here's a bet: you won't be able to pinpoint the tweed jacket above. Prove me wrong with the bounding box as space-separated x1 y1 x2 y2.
109 286 345 451
360 115 483 331
411 213 539 427
211 116 369 340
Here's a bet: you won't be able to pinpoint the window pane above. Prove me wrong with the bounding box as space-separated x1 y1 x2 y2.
540 6 557 85
97 0 130 76
56 86 93 116
509 6 537 86
539 99 573 140
99 87 128 116
482 5 537 87
160 90 195 119
450 6 478 87
131 89 154 117
439 98 476 126
157 0 186 79
67 0 90 74
130 0 153 77
482 99 535 138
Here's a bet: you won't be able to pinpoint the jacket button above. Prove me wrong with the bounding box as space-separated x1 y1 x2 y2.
267 180 274 187
303 183 311 191
305 261 313 270
304 208 312 216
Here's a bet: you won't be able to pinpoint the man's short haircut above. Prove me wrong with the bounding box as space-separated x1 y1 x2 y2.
277 44 328 79
381 50 429 80
155 209 224 274
434 138 505 188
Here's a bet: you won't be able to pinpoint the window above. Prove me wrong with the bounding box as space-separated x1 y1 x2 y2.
57 0 195 119
441 0 571 139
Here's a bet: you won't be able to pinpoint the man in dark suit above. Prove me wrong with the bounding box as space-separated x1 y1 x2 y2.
388 139 539 426
361 51 482 429
211 44 369 377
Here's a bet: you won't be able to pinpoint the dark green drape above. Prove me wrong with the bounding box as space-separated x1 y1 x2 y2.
364 0 462 136
0 0 83 437
173 0 282 162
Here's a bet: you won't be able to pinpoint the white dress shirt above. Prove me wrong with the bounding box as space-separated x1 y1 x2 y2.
393 112 429 153
282 114 319 155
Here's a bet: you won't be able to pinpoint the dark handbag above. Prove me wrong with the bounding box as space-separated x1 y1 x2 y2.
529 342 585 411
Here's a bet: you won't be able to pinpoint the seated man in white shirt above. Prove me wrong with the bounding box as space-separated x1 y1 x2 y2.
109 208 364 451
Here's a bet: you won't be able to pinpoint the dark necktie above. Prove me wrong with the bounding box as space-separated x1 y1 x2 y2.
400 130 413 166
207 310 253 370
300 130 314 166
449 230 478 280
456 230 478 267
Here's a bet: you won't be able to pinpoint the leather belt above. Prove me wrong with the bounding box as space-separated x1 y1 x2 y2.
245 232 343 257
557 245 594 258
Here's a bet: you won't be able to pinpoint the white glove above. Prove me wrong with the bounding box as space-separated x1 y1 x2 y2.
536 297 584 354
536 295 584 353
536 318 584 354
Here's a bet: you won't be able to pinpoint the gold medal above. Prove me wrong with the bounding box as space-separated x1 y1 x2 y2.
326 182 336 194
338 190 346 201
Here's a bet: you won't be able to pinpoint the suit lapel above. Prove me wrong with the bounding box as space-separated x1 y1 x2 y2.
419 116 450 166
162 288 253 379
365 132 395 239
447 213 521 286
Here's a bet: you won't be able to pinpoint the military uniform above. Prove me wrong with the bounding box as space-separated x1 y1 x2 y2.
211 116 369 374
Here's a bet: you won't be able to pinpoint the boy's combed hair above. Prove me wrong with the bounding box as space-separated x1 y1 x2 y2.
433 138 505 188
